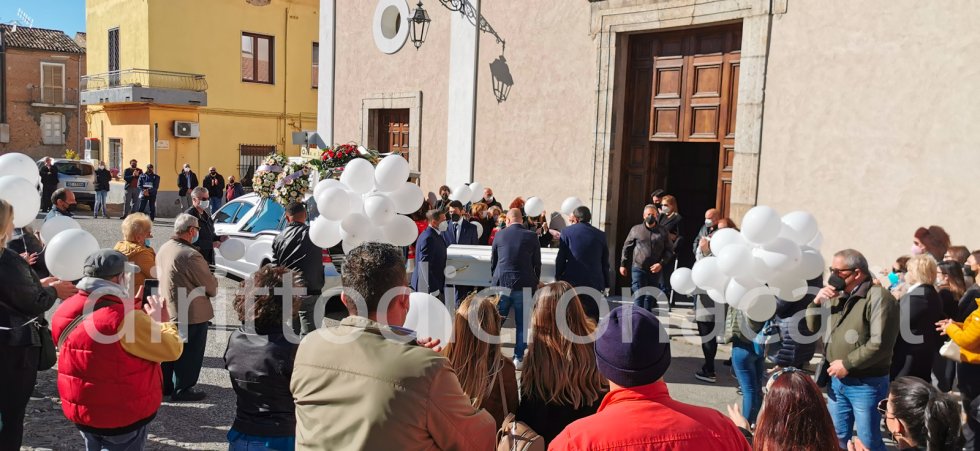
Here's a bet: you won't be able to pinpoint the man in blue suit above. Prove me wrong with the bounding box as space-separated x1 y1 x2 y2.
442 200 480 306
555 206 610 321
491 208 541 368
411 209 448 301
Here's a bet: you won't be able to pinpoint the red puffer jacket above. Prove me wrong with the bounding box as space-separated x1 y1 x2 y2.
51 292 162 432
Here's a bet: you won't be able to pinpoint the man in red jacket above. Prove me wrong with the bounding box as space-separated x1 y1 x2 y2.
550 306 751 451
52 250 183 450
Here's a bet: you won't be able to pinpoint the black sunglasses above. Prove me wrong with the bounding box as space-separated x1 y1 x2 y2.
829 267 857 275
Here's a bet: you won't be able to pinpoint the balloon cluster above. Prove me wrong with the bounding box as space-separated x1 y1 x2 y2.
310 155 423 252
670 206 825 322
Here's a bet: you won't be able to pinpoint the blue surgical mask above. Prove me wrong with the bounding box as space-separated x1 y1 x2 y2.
144 239 152 248
199 200 210 210
192 232 199 244
887 272 900 288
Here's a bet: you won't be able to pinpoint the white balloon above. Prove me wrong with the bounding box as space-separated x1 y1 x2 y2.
473 221 484 240
219 238 247 261
708 228 744 256
670 267 697 295
779 211 819 245
340 213 370 240
746 252 771 283
691 256 727 291
0 176 41 228
524 197 545 217
310 218 342 248
405 292 453 344
0 153 41 186
315 187 351 221
347 190 364 216
717 244 753 278
312 178 344 199
364 194 396 225
725 277 765 308
342 235 365 254
450 184 472 203
706 288 727 305
389 182 424 215
757 237 802 271
340 158 376 194
560 197 585 215
767 274 808 301
807 231 824 250
363 225 387 244
374 155 410 192
796 247 826 281
384 214 420 246
45 229 99 281
39 215 80 243
743 290 778 322
741 206 782 245
468 182 484 203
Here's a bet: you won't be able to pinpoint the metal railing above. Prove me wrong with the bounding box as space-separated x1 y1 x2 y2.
29 87 79 105
81 69 208 92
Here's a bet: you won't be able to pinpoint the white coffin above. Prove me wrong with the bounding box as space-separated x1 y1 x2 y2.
445 245 558 288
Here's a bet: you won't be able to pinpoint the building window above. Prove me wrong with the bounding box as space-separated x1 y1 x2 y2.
369 109 410 157
109 139 123 171
239 144 277 190
40 63 65 104
241 33 274 84
108 28 119 72
312 42 319 88
41 113 65 145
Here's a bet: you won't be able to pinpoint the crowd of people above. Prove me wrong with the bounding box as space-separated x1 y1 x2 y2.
0 175 977 451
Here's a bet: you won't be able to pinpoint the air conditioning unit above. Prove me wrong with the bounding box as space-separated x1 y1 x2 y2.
174 121 200 138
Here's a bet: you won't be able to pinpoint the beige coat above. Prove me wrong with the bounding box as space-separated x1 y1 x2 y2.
155 238 217 325
290 316 496 450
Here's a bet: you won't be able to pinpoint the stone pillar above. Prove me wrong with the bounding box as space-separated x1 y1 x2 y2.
445 0 481 187
316 0 336 147
730 11 772 221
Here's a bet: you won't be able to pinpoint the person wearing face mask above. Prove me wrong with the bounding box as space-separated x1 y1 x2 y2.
693 208 724 383
555 206 610 322
959 251 980 321
649 189 666 215
441 201 479 306
889 255 944 382
411 209 449 301
434 185 452 211
44 188 77 222
620 205 674 312
176 163 199 211
94 161 112 219
850 377 964 451
185 186 219 265
0 199 77 449
113 213 156 290
201 167 225 214
39 157 60 212
156 214 218 402
911 225 951 262
224 176 245 202
479 187 501 210
137 164 161 221
491 208 541 368
122 160 143 219
807 249 900 451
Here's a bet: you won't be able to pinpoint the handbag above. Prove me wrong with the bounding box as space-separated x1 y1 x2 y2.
939 340 962 362
36 320 57 371
496 372 544 451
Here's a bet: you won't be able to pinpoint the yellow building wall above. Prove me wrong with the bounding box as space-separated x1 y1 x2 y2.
89 106 152 167
85 0 150 74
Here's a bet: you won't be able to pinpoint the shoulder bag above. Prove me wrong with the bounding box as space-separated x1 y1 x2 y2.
496 374 545 451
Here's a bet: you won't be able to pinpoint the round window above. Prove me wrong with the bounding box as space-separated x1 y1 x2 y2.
373 0 410 54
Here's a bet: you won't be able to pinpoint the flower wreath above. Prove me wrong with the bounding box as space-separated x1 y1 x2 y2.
273 160 313 206
252 153 288 200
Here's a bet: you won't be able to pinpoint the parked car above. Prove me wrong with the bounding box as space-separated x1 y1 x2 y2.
36 158 97 209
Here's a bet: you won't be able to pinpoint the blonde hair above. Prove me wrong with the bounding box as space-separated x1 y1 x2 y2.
662 194 679 214
905 254 938 286
443 294 504 408
0 199 12 248
121 213 152 242
521 282 605 408
470 202 488 219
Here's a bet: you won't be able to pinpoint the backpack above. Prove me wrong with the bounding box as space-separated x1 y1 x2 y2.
495 375 545 451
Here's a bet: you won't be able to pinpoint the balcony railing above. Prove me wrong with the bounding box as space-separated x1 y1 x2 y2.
81 69 208 92
29 87 79 106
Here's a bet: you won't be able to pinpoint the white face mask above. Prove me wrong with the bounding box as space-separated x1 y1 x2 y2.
199 200 210 210
437 221 448 233
662 207 671 214
99 165 106 170
704 219 713 227
183 167 190 173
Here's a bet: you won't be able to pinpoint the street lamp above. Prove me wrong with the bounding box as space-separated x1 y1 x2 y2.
409 1 430 50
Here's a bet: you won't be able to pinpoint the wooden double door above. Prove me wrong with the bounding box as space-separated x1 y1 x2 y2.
616 24 741 268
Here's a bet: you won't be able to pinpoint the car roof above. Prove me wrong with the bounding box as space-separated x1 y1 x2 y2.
36 158 94 165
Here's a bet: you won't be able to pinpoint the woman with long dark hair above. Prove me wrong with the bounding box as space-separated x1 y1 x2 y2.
729 368 839 451
878 376 963 450
934 260 966 392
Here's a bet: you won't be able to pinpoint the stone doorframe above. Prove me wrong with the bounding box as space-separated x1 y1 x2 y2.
360 91 423 172
588 0 787 232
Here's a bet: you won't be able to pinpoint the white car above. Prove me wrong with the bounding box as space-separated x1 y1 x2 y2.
212 194 343 292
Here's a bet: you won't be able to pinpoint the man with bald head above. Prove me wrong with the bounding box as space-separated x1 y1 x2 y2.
693 207 722 383
490 208 541 368
694 208 721 259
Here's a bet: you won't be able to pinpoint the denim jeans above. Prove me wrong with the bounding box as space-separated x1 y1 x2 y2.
80 424 149 451
94 191 109 217
227 429 294 451
631 267 662 311
827 375 889 451
209 196 222 214
731 339 764 424
498 289 529 361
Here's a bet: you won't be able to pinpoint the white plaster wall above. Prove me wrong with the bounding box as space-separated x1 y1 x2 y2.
758 0 980 268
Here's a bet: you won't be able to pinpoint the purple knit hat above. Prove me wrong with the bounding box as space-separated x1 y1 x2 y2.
595 306 671 387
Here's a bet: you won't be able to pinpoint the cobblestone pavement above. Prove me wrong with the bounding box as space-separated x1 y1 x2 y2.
20 212 743 450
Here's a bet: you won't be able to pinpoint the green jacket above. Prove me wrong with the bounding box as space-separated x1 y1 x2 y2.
806 280 899 378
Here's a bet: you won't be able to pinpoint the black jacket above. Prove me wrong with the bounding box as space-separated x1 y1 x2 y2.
94 168 112 191
39 164 59 189
224 327 298 437
890 284 944 381
185 206 216 265
516 393 602 444
955 285 980 322
202 173 225 198
123 167 142 189
620 223 674 269
177 170 199 196
6 228 49 279
272 222 324 295
0 248 59 347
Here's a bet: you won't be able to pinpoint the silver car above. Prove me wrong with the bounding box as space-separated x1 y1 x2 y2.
36 158 97 209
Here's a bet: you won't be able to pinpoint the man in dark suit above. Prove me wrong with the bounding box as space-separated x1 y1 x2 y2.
491 208 541 368
411 209 448 301
555 206 610 321
39 157 60 212
441 200 479 306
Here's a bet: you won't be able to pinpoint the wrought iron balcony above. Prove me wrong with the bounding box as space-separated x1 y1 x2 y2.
29 87 79 107
80 69 208 106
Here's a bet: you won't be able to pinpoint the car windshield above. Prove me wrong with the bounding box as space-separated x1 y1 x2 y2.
54 162 93 176
240 198 286 233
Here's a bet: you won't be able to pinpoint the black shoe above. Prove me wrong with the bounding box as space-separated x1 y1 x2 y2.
695 370 717 383
170 388 207 402
723 359 732 367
